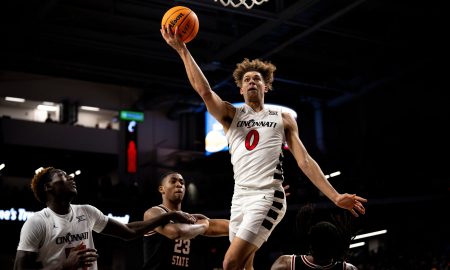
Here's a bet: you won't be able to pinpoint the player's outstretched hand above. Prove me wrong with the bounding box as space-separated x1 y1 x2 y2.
160 25 186 52
335 193 367 217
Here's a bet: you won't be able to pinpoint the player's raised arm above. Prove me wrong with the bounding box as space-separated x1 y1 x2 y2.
160 25 235 130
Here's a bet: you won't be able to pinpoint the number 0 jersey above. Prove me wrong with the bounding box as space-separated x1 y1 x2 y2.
226 104 286 189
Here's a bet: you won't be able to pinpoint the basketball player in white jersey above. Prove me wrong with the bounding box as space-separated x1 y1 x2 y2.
161 27 367 270
14 167 195 270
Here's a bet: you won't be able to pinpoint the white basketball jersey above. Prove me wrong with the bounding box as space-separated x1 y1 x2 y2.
226 104 285 189
17 204 108 269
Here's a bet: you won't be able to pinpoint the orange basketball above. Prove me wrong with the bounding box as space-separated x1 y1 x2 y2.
161 6 199 43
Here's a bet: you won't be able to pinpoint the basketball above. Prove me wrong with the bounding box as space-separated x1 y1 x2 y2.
161 6 199 43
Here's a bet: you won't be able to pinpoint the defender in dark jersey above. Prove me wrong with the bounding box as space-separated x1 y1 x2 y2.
142 171 229 270
271 204 358 270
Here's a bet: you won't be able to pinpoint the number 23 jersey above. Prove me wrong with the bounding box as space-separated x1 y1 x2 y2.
142 205 206 270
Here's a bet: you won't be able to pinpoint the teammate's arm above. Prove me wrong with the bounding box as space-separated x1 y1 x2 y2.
14 246 98 270
101 210 194 240
14 251 41 270
143 207 208 240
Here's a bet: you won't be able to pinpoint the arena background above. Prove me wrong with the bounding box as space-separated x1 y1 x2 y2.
1 0 448 269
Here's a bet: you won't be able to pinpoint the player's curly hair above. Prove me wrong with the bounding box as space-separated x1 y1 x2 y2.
295 203 354 262
30 167 56 203
232 58 277 90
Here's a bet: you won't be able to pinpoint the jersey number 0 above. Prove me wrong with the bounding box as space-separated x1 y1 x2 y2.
245 130 260 151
